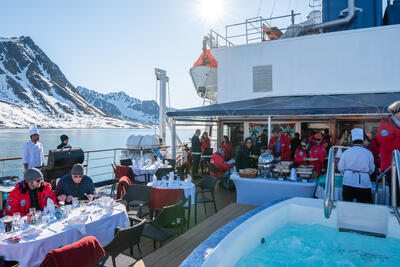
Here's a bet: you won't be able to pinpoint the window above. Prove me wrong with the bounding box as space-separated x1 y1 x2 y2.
253 65 273 92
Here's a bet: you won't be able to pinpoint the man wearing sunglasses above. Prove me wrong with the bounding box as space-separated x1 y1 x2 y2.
5 168 58 216
56 164 95 203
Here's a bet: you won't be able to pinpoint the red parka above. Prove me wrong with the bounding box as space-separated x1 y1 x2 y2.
367 138 380 171
377 116 400 171
219 141 232 160
268 134 291 161
294 148 308 166
210 153 235 179
308 144 326 176
201 137 211 154
5 181 58 216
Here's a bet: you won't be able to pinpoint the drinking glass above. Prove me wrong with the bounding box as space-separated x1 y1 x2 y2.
12 212 21 232
4 216 13 233
72 197 78 208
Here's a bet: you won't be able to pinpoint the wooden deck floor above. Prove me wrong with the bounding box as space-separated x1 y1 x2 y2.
142 203 256 267
104 185 255 267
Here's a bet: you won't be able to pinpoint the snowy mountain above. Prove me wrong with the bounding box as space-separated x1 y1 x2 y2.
0 36 147 128
77 86 159 125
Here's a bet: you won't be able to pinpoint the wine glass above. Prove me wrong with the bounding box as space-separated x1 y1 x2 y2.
72 197 78 208
12 212 21 232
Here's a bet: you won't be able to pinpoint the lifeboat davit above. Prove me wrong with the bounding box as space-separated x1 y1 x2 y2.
190 37 218 101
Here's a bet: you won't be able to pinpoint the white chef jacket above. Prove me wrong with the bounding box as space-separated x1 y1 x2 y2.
22 141 45 168
338 145 375 189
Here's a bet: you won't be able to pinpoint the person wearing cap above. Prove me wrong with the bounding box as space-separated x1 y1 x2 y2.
338 128 375 203
4 168 58 216
57 135 70 149
308 133 326 176
268 127 291 161
210 148 235 190
56 164 95 203
22 124 45 170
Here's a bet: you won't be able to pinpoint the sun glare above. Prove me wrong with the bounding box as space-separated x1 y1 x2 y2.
195 0 227 25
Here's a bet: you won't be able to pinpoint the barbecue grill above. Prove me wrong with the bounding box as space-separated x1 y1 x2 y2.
42 147 84 183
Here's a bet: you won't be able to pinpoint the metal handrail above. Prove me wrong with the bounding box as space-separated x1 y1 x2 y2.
324 147 336 218
374 167 391 204
324 145 349 219
391 150 400 224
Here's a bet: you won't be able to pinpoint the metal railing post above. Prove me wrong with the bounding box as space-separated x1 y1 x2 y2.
1 161 4 177
382 174 386 205
391 152 397 208
291 10 295 25
85 152 90 175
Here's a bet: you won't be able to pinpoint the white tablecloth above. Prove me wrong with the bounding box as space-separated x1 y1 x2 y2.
230 174 316 206
148 180 195 205
131 165 172 182
0 203 129 267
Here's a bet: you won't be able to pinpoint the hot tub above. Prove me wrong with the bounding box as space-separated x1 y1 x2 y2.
182 198 400 266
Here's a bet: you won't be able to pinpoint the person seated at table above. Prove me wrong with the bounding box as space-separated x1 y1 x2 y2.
210 148 235 179
236 137 257 171
294 138 312 166
5 168 58 216
308 133 326 176
56 164 95 203
338 128 375 203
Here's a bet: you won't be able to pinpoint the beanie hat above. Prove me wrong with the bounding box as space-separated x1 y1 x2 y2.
24 168 43 183
60 135 69 142
71 164 84 176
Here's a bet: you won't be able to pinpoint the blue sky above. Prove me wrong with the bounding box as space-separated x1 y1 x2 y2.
1 0 312 108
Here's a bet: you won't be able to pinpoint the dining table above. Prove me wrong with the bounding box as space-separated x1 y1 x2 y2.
0 200 129 267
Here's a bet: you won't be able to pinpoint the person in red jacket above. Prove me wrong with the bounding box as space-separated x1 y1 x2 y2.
268 127 291 161
210 148 235 180
294 138 312 166
308 133 326 176
201 132 211 155
219 135 232 161
367 130 380 172
5 168 58 216
377 101 400 206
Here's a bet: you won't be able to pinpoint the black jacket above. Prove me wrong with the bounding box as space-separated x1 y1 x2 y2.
191 135 202 153
236 147 257 171
55 174 95 201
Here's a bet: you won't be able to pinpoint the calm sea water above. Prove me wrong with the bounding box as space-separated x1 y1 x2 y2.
0 128 195 180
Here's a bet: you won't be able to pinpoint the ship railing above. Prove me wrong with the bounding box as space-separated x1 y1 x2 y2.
209 11 301 48
390 150 400 224
374 166 391 205
0 145 187 185
324 146 349 219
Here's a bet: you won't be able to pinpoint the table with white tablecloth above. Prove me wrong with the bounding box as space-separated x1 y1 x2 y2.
230 174 316 206
131 164 172 183
0 203 129 267
148 180 195 205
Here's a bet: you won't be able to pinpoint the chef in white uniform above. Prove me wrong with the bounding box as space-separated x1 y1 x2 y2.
338 128 375 203
22 124 45 170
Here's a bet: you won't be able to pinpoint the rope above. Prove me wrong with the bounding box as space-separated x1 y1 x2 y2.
155 79 158 135
269 0 277 19
256 0 263 17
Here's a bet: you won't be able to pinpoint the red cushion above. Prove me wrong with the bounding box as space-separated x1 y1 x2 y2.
116 176 132 199
115 165 131 179
150 187 184 212
39 236 105 267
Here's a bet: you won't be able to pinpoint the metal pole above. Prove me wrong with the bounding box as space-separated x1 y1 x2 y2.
171 119 177 165
1 161 4 177
155 68 167 146
85 152 89 175
330 150 335 202
391 151 397 208
291 10 295 25
382 174 386 205
267 116 271 146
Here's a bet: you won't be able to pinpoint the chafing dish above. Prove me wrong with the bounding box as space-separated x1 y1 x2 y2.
258 151 275 178
296 165 315 179
273 161 293 178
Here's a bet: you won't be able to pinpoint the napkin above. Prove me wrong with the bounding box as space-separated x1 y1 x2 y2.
47 198 56 215
168 172 174 185
152 175 158 183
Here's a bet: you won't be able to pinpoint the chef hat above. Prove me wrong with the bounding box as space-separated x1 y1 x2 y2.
29 124 39 136
351 128 364 142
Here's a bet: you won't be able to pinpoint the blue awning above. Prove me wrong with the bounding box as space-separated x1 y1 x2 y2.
167 92 399 117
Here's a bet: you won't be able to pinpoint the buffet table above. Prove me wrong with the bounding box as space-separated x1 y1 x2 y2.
230 174 316 206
